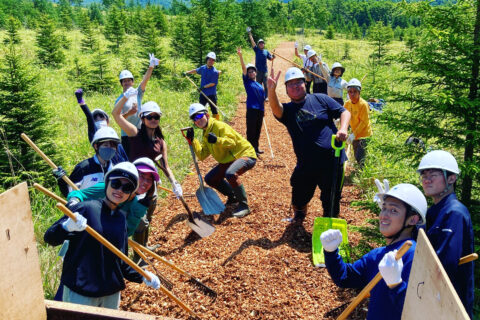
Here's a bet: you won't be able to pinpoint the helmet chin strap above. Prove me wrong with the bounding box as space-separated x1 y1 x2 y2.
438 169 453 197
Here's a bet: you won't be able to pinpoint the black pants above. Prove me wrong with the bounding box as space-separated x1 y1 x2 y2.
199 94 218 115
333 97 344 106
121 135 130 158
313 82 328 95
246 108 264 152
306 81 312 94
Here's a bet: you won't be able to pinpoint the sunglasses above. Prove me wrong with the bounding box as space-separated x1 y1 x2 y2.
191 113 205 121
144 114 160 121
110 179 135 193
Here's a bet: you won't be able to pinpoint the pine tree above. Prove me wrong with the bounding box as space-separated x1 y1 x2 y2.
104 6 125 53
36 16 65 68
325 24 335 39
0 44 59 189
178 8 215 65
137 9 165 78
79 12 98 52
3 16 21 46
368 21 393 63
58 0 74 30
82 49 116 94
89 3 104 25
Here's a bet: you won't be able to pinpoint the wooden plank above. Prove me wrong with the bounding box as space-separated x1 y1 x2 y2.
401 228 469 319
45 300 177 320
0 183 47 320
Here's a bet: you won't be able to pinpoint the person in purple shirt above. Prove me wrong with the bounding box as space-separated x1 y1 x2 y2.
185 52 221 120
247 27 274 100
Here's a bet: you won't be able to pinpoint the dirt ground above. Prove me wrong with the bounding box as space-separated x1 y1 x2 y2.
121 42 376 319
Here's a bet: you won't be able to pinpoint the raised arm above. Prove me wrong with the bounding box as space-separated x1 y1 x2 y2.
139 53 159 92
248 31 256 48
237 47 247 75
112 88 140 137
294 42 301 59
267 67 284 118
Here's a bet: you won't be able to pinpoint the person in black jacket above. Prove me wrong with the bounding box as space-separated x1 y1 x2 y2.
44 162 160 309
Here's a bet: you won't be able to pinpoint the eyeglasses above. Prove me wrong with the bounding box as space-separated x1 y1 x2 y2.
144 114 160 121
191 113 205 121
286 80 305 88
420 172 443 182
110 179 135 193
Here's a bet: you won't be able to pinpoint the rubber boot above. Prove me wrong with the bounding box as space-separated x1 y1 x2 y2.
216 180 236 205
213 113 220 120
232 185 251 218
290 204 308 224
144 227 160 251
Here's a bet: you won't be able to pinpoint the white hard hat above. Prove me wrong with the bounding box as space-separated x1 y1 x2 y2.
347 78 362 90
258 39 265 44
92 109 109 121
206 52 216 60
331 62 345 74
189 103 208 118
379 183 427 225
246 63 257 72
303 45 311 51
104 162 139 193
417 150 460 175
140 101 162 118
133 157 160 182
284 67 305 84
307 49 317 59
119 70 134 81
91 126 120 146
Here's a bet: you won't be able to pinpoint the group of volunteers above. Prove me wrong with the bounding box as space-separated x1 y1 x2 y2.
42 27 473 319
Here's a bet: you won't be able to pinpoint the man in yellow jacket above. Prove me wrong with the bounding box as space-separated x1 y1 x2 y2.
185 103 257 217
344 78 372 167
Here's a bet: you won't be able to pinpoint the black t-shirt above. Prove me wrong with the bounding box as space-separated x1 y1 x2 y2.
277 93 346 165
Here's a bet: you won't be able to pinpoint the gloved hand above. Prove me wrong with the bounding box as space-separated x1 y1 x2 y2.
379 250 403 287
320 229 343 252
66 197 80 210
246 26 251 33
75 89 84 104
373 178 390 209
294 41 298 48
62 212 87 232
185 127 194 143
172 182 183 198
123 87 138 99
52 166 67 180
143 270 161 289
149 53 159 67
207 132 217 144
347 133 355 144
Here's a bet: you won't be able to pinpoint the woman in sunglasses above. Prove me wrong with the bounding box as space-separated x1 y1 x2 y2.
45 162 160 309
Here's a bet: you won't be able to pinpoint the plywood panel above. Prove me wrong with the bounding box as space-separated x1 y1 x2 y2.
402 228 469 320
0 183 47 320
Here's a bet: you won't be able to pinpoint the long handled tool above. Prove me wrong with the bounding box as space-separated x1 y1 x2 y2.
184 74 225 118
312 135 350 267
153 154 215 238
129 239 217 298
180 128 225 215
273 51 327 82
56 203 199 319
262 118 274 159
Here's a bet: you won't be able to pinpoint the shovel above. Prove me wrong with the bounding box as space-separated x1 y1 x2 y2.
312 135 351 267
181 128 225 215
153 154 215 238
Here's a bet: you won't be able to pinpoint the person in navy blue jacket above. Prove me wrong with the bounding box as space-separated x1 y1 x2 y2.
321 183 427 320
44 162 160 309
247 27 274 100
417 150 474 318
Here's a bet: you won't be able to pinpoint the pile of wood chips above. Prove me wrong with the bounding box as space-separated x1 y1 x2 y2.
121 42 375 320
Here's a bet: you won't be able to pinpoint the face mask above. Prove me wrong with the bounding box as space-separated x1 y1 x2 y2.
98 147 116 162
95 120 108 130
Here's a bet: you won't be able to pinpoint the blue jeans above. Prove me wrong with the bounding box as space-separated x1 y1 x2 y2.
205 157 256 188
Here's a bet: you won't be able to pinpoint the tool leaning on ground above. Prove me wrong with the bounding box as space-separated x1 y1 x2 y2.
183 74 226 118
181 127 225 215
273 50 328 82
153 154 215 238
312 135 350 267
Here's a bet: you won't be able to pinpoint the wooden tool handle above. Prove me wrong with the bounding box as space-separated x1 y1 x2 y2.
337 241 412 320
273 51 327 81
34 183 67 205
459 253 478 265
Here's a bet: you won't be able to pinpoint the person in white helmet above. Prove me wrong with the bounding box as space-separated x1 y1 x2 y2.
306 49 328 94
321 183 427 320
53 127 121 198
344 78 372 168
319 62 348 105
115 53 160 152
45 162 161 309
185 103 257 218
184 52 221 120
267 67 350 222
236 47 265 156
247 27 274 100
294 42 313 94
417 150 474 317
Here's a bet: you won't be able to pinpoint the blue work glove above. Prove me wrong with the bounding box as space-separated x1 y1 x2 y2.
75 89 84 104
52 166 67 180
207 133 217 144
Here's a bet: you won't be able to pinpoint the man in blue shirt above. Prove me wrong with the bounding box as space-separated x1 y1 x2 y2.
248 27 274 100
417 150 474 318
185 52 221 120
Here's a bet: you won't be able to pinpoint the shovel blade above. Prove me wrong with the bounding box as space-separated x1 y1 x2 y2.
196 187 225 215
312 217 350 267
186 215 215 238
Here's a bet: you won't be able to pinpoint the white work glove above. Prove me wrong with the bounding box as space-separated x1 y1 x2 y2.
347 133 355 144
320 229 343 252
246 26 251 33
373 178 390 209
149 53 159 67
172 182 183 199
123 87 138 99
143 270 160 289
294 41 298 48
62 212 87 232
378 250 403 287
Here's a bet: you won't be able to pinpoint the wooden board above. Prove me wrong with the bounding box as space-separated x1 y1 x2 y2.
0 183 47 320
401 228 469 319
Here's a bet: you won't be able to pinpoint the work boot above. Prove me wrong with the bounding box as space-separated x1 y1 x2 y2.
213 113 220 120
287 205 308 224
144 227 160 251
255 148 264 154
232 185 251 218
216 180 237 205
